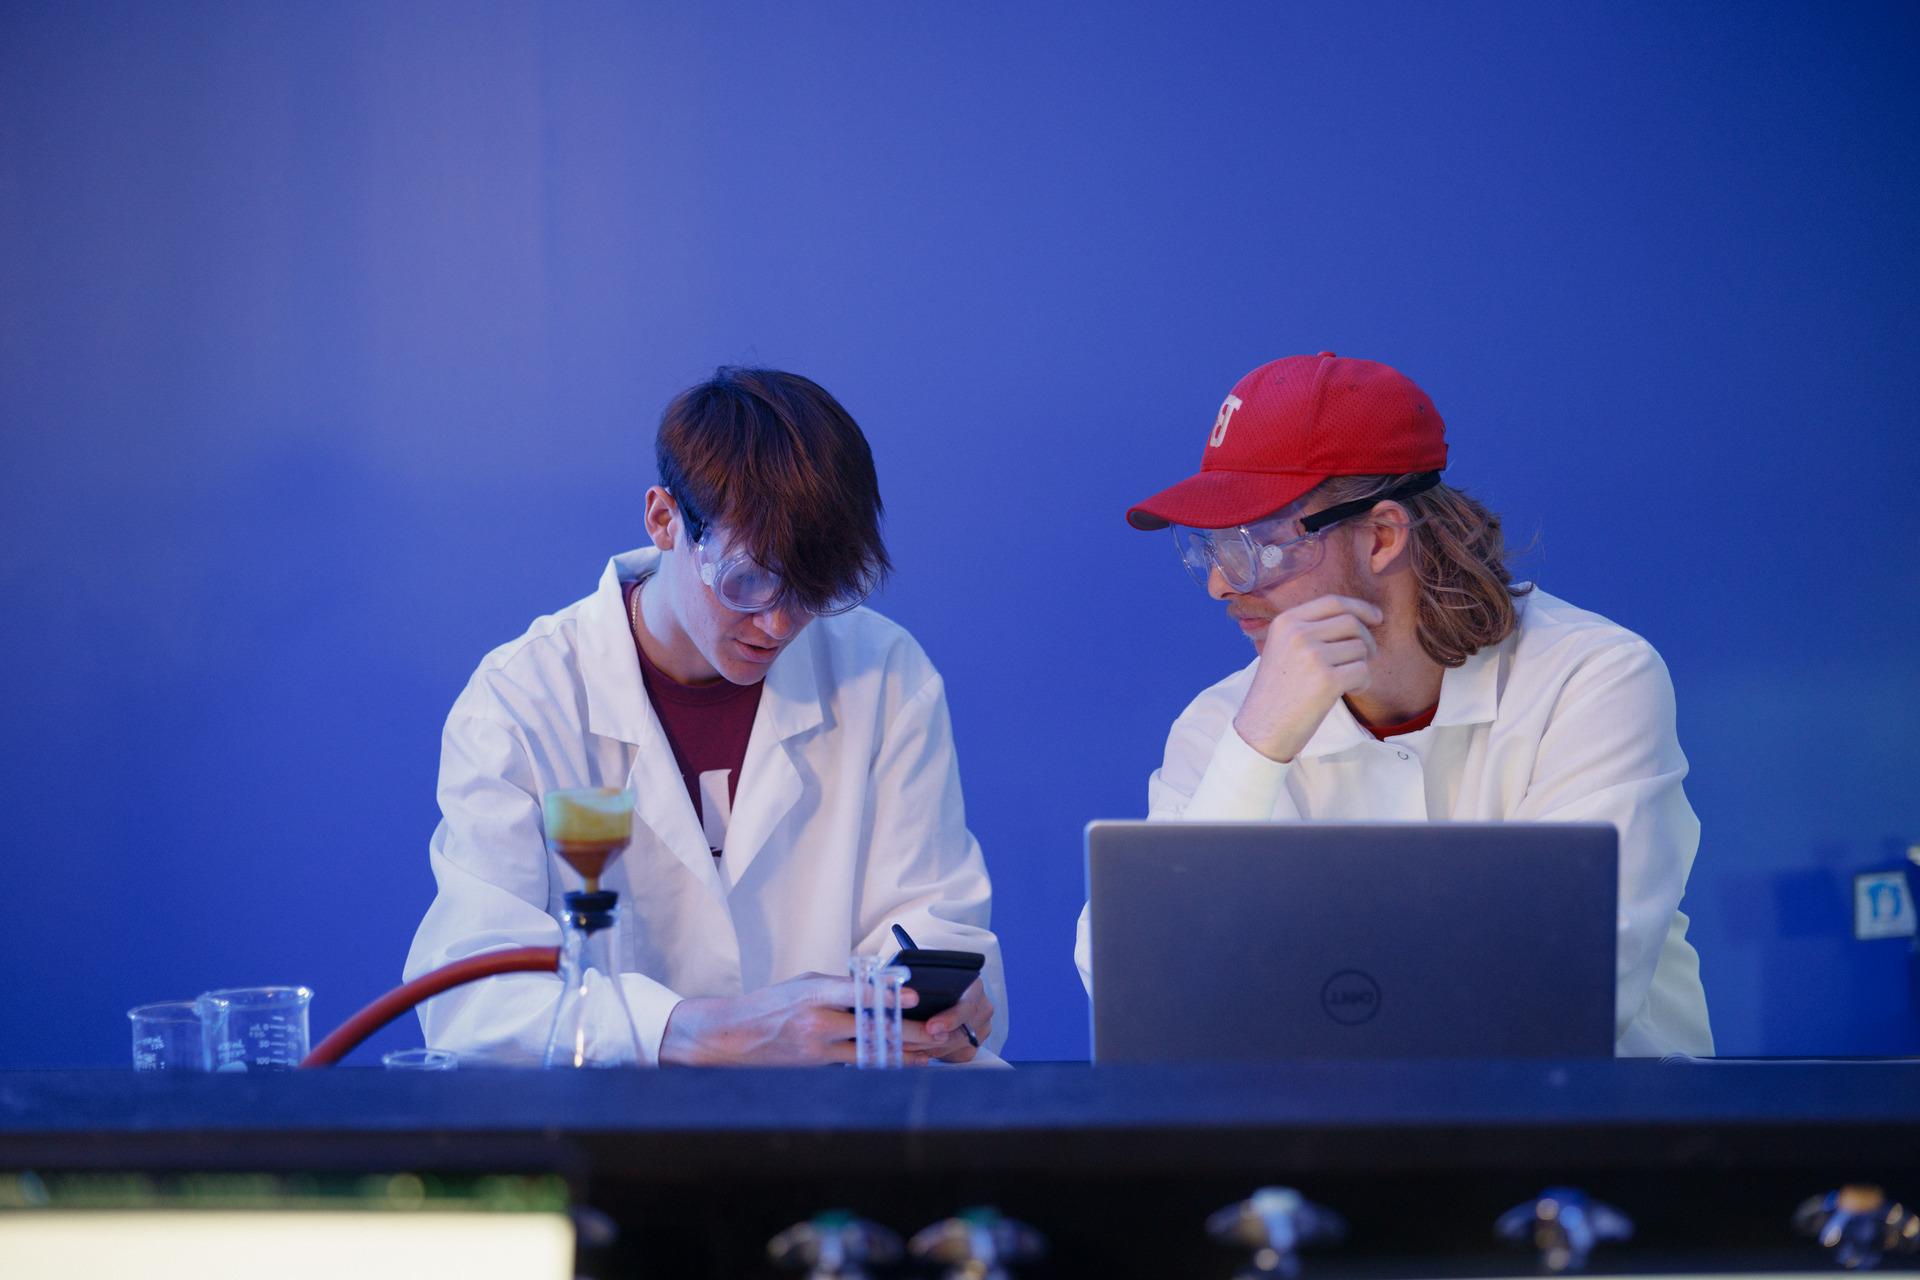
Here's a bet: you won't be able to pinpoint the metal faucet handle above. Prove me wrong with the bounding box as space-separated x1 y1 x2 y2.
1207 1186 1347 1278
1793 1185 1920 1270
1495 1187 1633 1273
767 1209 903 1280
908 1206 1045 1279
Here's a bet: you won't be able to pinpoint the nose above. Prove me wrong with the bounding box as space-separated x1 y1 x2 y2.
1206 565 1237 602
757 605 801 640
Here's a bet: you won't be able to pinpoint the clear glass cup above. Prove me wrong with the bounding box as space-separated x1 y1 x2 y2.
197 985 313 1072
128 1001 210 1071
382 1048 458 1071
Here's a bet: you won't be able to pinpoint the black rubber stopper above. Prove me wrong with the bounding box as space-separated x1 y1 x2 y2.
563 888 619 933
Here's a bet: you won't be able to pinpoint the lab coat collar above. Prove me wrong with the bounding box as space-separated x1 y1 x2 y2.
579 549 661 748
579 547 827 746
1295 632 1503 759
579 548 826 895
1430 635 1502 729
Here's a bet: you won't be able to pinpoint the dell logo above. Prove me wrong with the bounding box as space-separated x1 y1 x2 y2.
1321 970 1382 1025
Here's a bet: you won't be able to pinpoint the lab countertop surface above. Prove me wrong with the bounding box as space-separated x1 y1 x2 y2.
2 1060 1915 1177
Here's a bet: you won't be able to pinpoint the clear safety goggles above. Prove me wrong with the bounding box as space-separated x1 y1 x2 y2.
1172 472 1441 594
679 499 868 617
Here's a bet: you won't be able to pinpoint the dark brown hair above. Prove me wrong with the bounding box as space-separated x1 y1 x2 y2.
656 367 890 613
1308 473 1533 668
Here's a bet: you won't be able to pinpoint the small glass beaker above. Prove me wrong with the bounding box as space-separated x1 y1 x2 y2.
197 985 313 1071
382 1048 458 1071
850 956 910 1068
129 1001 210 1071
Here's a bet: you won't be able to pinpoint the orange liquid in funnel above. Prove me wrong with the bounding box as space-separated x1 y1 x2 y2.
551 836 629 891
542 787 636 893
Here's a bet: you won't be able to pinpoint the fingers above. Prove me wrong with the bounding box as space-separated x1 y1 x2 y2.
1320 637 1371 667
925 979 990 1040
1285 594 1383 627
802 975 918 1011
900 1020 946 1050
801 975 857 1005
933 1040 978 1064
807 1007 857 1044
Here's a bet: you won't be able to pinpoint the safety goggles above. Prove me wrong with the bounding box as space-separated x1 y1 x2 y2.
1172 472 1441 594
677 497 868 617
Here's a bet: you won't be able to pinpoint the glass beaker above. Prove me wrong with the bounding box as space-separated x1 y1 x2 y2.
543 891 644 1068
197 985 312 1071
850 956 910 1068
382 1048 458 1071
129 1000 210 1071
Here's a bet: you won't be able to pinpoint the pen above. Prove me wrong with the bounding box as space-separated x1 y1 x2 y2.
889 924 979 1049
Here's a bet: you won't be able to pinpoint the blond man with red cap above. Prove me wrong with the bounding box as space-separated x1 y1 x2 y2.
1076 352 1711 1056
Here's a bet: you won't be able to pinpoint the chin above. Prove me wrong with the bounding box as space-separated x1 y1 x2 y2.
712 655 774 685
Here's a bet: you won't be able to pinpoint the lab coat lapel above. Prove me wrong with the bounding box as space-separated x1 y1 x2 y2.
579 551 728 904
719 624 824 891
625 712 729 902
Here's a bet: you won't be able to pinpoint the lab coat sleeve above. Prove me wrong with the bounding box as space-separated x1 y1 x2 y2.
1511 639 1701 1048
851 672 1008 1056
404 709 684 1065
1077 679 1298 993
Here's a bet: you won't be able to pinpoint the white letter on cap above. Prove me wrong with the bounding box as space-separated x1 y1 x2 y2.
1209 394 1243 448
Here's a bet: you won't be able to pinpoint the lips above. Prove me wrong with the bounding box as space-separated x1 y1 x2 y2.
734 638 780 665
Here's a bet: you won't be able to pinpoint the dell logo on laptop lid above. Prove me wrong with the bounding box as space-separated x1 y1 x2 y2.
1321 970 1382 1025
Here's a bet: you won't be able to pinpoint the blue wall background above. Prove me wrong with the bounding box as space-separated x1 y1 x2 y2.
3 1 1916 1067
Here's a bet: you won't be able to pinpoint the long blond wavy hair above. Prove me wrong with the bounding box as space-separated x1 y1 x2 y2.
1307 473 1532 668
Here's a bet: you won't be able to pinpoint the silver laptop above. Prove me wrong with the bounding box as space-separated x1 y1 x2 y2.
1086 821 1618 1062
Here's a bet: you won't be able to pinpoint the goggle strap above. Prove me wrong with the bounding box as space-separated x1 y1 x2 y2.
1299 471 1442 534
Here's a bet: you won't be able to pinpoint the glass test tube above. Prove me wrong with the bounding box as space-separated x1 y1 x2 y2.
878 965 909 1068
850 955 909 1068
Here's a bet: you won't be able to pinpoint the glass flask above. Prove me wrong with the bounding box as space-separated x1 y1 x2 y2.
543 890 645 1068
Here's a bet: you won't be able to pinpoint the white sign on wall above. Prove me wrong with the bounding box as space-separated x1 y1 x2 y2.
1854 871 1917 941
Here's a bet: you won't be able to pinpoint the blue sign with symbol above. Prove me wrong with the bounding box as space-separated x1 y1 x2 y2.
1854 871 1917 941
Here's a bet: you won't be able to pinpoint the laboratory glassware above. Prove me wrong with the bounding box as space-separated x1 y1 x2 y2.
381 1047 458 1071
197 985 312 1071
850 955 909 1069
129 1000 210 1071
542 787 645 1068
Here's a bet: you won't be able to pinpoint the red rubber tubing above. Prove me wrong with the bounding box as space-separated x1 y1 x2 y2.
299 946 561 1068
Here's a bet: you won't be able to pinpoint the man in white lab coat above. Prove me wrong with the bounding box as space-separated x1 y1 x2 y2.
408 367 1002 1065
1076 352 1711 1057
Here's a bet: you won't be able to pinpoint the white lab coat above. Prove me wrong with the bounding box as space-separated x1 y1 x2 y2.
1075 589 1712 1058
406 548 1006 1064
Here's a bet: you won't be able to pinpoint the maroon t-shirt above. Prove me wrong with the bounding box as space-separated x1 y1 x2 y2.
1347 698 1439 740
626 583 764 857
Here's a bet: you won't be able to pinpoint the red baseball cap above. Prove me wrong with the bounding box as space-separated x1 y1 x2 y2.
1126 352 1448 530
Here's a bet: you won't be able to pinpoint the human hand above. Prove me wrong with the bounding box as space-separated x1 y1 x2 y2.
903 976 993 1063
659 972 930 1067
1232 594 1383 763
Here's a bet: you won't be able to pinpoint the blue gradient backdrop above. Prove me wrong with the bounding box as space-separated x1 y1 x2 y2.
3 2 1916 1066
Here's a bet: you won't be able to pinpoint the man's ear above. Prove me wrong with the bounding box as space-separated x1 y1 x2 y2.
1366 500 1415 574
643 486 677 552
